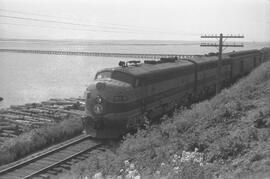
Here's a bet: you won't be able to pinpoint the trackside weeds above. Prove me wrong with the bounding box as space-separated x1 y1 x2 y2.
88 148 205 179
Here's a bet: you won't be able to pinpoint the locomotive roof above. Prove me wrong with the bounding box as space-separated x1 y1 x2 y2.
228 49 260 57
98 55 222 78
112 59 193 78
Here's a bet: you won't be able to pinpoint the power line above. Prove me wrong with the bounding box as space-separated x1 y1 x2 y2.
0 8 200 36
0 22 153 34
0 8 159 30
0 8 157 31
0 14 192 36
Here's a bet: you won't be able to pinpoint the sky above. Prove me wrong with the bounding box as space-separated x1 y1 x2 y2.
0 0 269 41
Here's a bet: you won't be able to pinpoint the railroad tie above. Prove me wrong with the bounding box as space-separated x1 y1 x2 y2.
75 156 87 160
59 164 71 169
52 167 63 172
34 176 48 179
39 174 50 179
46 170 58 175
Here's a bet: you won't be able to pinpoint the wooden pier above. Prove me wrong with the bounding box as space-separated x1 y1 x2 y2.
0 48 199 59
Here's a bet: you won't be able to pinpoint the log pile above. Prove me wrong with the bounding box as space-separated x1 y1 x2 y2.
0 98 85 145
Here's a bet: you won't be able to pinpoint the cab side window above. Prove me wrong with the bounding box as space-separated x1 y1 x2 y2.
134 79 140 88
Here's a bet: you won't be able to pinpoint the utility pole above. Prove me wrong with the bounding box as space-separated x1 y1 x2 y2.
201 33 244 94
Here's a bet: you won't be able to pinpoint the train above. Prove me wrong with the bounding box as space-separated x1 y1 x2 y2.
82 47 270 138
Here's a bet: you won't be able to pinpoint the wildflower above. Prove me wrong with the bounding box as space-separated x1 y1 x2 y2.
93 172 103 179
129 163 135 170
195 147 199 152
119 169 125 176
173 166 180 174
134 175 141 179
124 160 130 167
160 162 166 167
126 170 136 179
193 156 203 163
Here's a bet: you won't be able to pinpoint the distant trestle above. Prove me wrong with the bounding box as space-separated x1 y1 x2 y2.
0 48 199 59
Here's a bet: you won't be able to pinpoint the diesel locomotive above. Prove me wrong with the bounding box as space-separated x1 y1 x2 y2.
83 48 270 138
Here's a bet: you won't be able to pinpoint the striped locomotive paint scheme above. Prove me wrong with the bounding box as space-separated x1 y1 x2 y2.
83 48 270 138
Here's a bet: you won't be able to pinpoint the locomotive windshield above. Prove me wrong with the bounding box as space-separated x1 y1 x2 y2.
95 71 135 86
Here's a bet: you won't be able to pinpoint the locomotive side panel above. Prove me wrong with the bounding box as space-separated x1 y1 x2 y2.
244 56 256 73
230 50 262 80
260 48 270 62
136 63 196 119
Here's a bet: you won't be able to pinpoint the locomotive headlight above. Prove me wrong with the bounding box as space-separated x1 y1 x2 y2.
96 96 103 103
93 104 103 114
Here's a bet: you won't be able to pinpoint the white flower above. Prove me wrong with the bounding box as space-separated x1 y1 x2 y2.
173 166 180 174
160 162 166 167
126 171 135 179
194 156 203 163
124 160 130 167
129 163 135 170
93 172 103 179
195 148 199 152
134 175 141 179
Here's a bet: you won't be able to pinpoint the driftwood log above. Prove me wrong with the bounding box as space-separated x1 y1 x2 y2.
0 98 85 145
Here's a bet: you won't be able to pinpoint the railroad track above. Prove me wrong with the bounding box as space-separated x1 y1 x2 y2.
0 134 103 179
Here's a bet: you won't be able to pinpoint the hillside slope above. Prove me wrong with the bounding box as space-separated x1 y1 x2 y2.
64 60 270 178
119 60 270 178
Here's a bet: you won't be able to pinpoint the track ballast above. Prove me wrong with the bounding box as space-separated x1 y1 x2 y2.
0 134 102 179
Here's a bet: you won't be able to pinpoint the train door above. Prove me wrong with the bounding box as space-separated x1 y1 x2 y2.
240 60 244 74
138 77 148 115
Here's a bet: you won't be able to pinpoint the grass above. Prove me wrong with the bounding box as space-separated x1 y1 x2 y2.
0 118 83 166
60 60 270 178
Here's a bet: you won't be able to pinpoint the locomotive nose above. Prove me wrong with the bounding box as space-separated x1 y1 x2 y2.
96 82 106 91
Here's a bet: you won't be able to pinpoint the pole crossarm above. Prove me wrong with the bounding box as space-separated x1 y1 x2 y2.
222 44 244 47
201 35 244 38
200 33 244 94
200 43 243 47
200 43 218 47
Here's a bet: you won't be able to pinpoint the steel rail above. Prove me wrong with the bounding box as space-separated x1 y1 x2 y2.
23 143 102 178
0 134 91 176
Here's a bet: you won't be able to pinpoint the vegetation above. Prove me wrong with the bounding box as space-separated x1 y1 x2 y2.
0 118 83 166
61 60 270 179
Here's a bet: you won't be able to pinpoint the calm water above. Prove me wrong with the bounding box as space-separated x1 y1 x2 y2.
0 53 121 108
0 40 268 108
